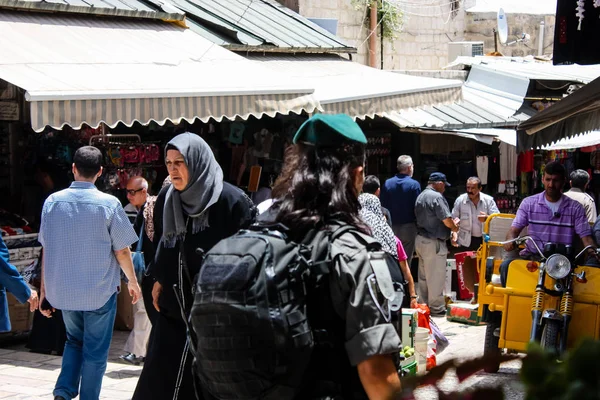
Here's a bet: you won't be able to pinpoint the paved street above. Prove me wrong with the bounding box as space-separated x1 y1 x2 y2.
0 331 141 399
414 316 524 400
0 316 523 399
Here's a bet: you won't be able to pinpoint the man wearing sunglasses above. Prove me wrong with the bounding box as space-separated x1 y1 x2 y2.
124 178 148 223
121 176 153 366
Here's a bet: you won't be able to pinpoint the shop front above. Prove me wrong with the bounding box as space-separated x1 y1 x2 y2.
0 9 321 335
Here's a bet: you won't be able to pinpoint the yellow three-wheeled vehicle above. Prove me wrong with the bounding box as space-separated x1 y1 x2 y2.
477 213 600 372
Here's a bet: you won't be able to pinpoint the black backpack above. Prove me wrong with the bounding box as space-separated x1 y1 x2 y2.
189 221 402 400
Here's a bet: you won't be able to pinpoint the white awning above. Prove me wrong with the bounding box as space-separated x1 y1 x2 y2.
540 131 600 150
0 11 320 132
245 54 462 119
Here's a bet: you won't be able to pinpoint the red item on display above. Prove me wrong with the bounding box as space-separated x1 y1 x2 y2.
517 150 535 173
455 251 479 300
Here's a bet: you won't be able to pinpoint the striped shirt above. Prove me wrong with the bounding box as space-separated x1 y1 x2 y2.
39 181 138 311
512 192 591 257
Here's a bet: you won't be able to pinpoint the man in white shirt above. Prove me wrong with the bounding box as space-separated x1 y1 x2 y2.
452 177 500 251
564 169 597 224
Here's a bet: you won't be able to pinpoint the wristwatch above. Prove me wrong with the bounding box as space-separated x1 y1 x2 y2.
410 295 418 300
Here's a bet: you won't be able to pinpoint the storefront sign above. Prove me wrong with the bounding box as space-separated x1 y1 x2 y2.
0 101 19 121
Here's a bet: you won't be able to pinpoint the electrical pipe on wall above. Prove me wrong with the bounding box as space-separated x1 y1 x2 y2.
369 0 377 68
538 21 545 56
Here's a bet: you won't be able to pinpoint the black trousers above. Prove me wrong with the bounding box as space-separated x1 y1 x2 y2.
133 312 198 400
457 236 483 253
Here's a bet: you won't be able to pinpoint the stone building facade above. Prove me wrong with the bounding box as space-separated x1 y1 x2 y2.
278 0 555 70
464 12 555 59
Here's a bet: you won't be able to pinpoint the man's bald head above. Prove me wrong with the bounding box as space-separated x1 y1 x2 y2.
126 176 149 209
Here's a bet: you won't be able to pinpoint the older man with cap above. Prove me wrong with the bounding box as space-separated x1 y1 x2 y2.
414 172 459 316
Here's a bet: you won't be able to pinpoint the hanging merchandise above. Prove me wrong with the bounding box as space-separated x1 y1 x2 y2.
517 150 535 174
577 0 585 30
476 156 488 185
554 0 600 65
89 134 163 196
228 122 245 145
499 142 517 182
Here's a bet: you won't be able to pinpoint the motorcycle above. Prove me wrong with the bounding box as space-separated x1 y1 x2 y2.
496 236 593 354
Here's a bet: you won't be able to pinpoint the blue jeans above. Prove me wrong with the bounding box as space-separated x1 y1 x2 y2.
54 293 117 400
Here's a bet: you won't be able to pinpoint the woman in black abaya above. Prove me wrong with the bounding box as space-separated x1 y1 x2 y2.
132 133 256 400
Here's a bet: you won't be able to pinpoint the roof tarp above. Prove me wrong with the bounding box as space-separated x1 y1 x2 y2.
0 11 320 132
245 54 462 119
517 76 600 152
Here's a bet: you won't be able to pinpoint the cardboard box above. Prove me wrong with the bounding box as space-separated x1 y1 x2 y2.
401 308 418 348
6 293 33 332
455 252 479 300
446 303 483 326
114 280 134 331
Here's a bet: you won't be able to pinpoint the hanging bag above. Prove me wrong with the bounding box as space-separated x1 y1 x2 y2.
131 220 145 283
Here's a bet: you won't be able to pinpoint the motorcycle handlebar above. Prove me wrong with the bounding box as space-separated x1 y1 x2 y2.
497 239 600 262
497 236 545 259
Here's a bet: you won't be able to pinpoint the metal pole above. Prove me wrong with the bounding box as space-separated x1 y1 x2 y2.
538 21 545 56
380 18 384 69
369 0 377 68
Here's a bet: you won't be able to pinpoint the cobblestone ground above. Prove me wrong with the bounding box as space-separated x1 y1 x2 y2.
414 316 524 400
0 317 523 399
0 330 141 399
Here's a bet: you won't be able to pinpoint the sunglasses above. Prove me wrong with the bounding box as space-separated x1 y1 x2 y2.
126 188 144 196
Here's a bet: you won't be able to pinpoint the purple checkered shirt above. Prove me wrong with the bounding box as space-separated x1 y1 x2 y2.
512 192 591 257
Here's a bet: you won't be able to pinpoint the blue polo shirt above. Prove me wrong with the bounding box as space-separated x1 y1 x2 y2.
39 181 138 311
381 174 421 225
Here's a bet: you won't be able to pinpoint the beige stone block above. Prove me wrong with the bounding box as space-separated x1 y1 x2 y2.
0 391 20 399
0 384 50 396
100 388 137 400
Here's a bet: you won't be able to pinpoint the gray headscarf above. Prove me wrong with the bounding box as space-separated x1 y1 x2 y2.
359 193 398 259
162 133 223 248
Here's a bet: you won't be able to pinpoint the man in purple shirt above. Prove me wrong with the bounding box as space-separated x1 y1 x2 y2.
501 162 595 285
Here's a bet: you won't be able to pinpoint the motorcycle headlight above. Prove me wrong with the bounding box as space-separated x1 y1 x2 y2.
545 254 571 280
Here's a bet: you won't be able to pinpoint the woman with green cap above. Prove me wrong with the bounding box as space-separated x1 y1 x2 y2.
264 114 403 399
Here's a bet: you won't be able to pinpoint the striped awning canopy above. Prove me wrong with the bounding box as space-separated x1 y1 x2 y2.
245 54 462 119
0 11 319 132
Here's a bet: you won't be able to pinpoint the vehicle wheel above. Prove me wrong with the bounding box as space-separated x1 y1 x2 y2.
483 320 501 373
541 320 561 354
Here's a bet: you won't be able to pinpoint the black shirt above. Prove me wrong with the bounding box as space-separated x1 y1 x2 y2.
149 182 256 318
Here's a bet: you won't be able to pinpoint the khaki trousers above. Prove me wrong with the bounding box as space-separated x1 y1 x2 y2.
124 297 151 357
415 235 448 315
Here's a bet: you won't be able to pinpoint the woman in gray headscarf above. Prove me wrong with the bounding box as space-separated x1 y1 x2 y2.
134 132 256 400
359 193 418 308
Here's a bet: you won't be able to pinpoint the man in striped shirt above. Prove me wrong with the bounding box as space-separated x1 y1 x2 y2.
501 162 595 285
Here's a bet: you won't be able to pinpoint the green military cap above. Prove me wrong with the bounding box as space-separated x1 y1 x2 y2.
293 114 367 146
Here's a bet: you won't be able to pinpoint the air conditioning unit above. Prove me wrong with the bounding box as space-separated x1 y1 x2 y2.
448 41 484 63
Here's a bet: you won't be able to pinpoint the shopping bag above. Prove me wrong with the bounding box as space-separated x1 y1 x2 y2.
430 319 449 354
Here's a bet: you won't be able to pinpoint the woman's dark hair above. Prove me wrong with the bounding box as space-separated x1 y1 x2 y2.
73 146 103 178
272 141 368 237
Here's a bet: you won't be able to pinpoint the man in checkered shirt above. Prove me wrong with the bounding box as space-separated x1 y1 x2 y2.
39 146 141 400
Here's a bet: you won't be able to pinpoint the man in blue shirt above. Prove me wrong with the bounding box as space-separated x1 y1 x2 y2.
381 155 421 267
39 146 141 400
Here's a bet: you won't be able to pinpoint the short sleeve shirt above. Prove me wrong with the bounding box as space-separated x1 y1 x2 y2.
39 181 138 311
415 187 452 240
512 192 591 257
329 230 402 366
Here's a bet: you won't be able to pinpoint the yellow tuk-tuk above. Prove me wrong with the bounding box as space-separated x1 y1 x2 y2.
477 213 600 372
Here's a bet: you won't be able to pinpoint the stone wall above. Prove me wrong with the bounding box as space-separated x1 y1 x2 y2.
465 12 555 57
298 0 478 70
